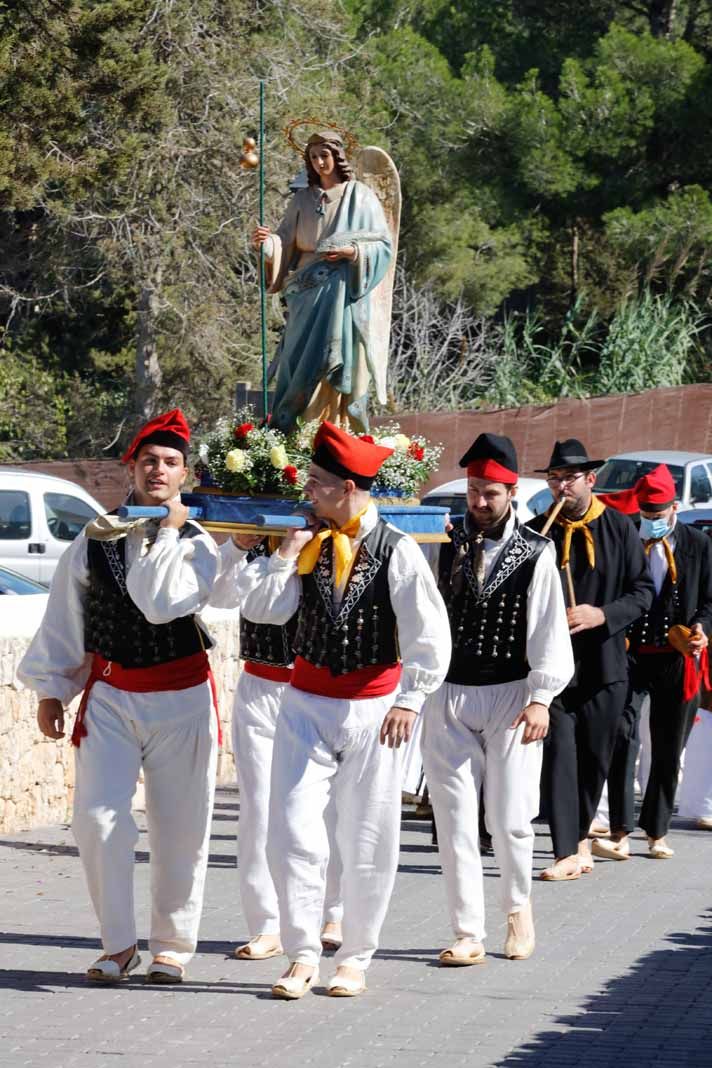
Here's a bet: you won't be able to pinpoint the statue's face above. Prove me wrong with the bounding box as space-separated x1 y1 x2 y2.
308 144 336 181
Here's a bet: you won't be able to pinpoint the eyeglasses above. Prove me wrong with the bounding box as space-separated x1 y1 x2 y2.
546 472 585 486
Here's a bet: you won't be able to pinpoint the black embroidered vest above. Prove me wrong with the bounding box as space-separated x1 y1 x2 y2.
628 570 682 649
439 518 548 686
292 520 402 676
239 543 297 667
85 525 212 668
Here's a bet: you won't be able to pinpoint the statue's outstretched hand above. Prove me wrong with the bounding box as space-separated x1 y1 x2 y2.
324 245 356 262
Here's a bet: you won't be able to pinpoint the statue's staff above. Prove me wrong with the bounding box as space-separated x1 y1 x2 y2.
240 79 268 419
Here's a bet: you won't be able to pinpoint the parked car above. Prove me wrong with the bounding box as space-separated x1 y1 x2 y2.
595 451 712 510
0 564 49 637
0 470 104 584
677 508 712 536
422 476 553 523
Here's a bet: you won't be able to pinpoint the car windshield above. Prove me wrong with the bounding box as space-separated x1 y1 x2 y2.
423 494 466 515
526 488 554 515
0 567 47 595
43 492 98 541
595 459 684 497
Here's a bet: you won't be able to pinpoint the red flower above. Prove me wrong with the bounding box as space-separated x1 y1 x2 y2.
283 465 299 485
234 422 254 439
409 442 425 461
360 434 375 444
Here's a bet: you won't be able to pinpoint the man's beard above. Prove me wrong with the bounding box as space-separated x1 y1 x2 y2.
561 493 590 519
467 503 511 537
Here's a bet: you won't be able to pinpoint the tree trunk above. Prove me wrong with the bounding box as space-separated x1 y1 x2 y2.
570 221 579 307
649 0 678 38
135 264 163 422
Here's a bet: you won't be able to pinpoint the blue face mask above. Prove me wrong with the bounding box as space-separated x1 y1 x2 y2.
640 515 672 540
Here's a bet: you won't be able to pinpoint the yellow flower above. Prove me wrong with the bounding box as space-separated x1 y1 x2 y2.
270 444 288 469
394 433 411 451
225 449 246 473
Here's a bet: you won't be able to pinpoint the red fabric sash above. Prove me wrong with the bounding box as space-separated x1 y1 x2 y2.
636 644 710 701
291 656 401 700
244 661 292 684
684 647 711 701
72 651 221 747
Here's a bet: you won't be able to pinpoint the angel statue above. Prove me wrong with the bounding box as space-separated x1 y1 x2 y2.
251 122 401 434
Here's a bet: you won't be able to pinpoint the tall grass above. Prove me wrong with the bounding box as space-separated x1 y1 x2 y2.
595 292 706 394
386 285 710 412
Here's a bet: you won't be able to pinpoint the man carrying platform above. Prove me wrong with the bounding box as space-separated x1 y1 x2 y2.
235 421 451 999
422 433 573 965
19 410 220 984
209 534 343 960
594 464 712 860
528 439 654 881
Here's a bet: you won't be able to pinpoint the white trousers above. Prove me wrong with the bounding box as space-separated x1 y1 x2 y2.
267 685 404 970
72 679 218 964
232 670 343 937
422 679 541 943
401 709 424 796
678 708 712 819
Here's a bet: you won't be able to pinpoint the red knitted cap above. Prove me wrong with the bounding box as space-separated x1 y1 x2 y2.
121 408 190 464
312 421 393 488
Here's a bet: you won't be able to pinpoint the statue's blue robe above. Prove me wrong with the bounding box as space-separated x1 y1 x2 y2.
269 180 392 434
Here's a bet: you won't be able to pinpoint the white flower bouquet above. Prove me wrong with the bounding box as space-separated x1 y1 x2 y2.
195 411 442 500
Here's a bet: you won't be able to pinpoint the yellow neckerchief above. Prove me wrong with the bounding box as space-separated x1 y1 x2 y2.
297 504 370 589
644 535 677 585
552 494 607 570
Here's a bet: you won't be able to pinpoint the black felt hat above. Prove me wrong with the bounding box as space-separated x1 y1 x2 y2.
535 438 604 473
459 432 518 484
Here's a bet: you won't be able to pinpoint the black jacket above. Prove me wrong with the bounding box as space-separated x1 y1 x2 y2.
527 505 654 692
673 522 712 634
628 520 712 652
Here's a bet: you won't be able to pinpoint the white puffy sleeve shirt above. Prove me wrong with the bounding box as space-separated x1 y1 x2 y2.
18 522 218 705
207 538 250 610
235 508 452 713
525 544 575 706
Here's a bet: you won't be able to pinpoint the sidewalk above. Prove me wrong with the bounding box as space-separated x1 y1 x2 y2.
1 789 711 1067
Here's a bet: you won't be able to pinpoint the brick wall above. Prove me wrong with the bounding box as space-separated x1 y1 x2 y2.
4 384 711 503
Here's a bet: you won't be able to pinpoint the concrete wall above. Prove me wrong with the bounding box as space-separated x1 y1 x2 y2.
0 614 240 835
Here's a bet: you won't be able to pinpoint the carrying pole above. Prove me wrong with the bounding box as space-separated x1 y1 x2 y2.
259 80 268 419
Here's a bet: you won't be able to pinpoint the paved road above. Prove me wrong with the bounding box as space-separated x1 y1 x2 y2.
1 790 711 1067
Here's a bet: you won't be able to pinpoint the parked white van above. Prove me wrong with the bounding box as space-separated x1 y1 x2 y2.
0 470 104 584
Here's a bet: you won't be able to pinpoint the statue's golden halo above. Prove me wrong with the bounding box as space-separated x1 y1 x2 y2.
284 117 359 157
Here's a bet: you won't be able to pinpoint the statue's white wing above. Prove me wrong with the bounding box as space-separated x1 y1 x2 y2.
355 146 401 406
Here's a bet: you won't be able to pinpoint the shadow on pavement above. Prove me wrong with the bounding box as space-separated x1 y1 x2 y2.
0 968 273 995
0 839 235 867
495 908 712 1067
